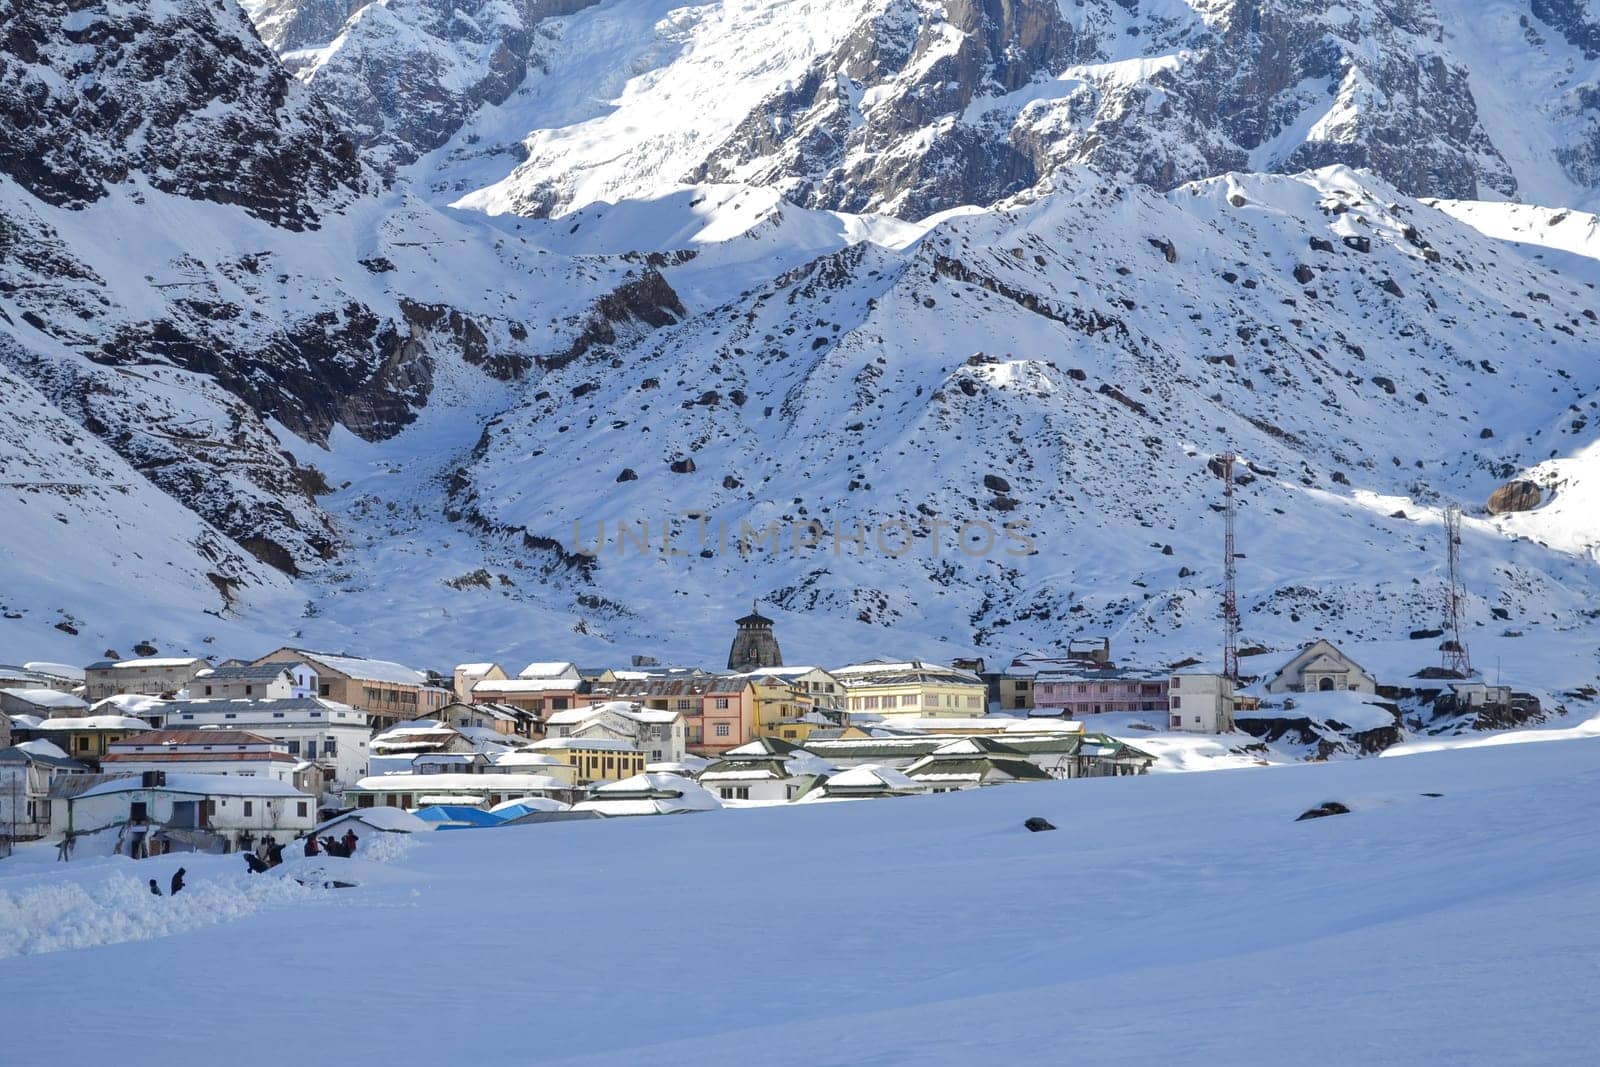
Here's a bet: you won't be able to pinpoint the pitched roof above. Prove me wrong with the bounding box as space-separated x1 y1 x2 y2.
268 650 427 686
110 729 280 747
194 663 300 681
74 772 310 799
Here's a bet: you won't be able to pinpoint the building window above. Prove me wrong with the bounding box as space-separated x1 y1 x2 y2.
319 683 330 697
243 801 253 816
715 698 729 710
714 723 730 737
1171 696 1182 708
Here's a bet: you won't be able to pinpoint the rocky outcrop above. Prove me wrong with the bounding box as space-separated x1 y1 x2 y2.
0 0 369 230
245 0 602 176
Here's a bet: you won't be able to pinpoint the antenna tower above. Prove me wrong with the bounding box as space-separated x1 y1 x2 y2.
1221 453 1240 682
1442 506 1473 676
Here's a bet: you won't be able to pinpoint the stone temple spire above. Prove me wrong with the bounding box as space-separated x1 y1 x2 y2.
727 600 783 672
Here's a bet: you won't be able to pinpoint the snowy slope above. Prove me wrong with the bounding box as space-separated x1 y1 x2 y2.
3 734 1600 1063
377 0 1600 220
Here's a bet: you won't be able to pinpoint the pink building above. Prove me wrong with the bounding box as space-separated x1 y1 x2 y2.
1032 667 1169 716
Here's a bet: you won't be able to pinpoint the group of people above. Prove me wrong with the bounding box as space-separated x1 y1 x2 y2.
243 835 287 874
309 828 360 858
147 868 186 896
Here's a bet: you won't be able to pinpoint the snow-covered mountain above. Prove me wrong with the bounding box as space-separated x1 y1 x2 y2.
2 0 1599 700
392 0 1600 219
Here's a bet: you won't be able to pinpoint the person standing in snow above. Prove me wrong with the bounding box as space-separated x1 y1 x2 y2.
148 879 162 897
304 834 320 857
170 868 186 895
341 829 358 856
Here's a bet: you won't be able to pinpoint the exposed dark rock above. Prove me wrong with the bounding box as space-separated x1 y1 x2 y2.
1486 479 1542 514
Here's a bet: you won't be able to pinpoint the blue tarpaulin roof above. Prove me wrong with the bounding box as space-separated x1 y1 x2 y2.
412 805 504 828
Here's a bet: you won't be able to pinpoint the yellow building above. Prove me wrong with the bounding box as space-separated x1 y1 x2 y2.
831 661 989 719
526 737 646 785
734 666 844 743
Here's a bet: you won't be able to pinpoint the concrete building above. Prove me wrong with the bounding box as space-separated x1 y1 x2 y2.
8 714 152 768
1167 674 1236 733
101 730 308 786
252 649 449 726
190 662 316 701
158 698 371 792
0 687 89 719
727 604 783 672
526 737 647 785
57 772 316 853
452 662 507 703
84 657 211 700
1032 666 1169 717
543 701 686 764
832 661 989 718
345 770 572 811
1262 640 1378 695
0 741 90 841
729 666 845 742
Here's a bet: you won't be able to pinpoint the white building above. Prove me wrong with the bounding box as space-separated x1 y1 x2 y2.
544 701 686 763
84 657 211 700
1167 674 1237 733
452 662 507 703
0 740 90 841
57 772 316 852
190 662 316 701
157 698 370 792
1263 640 1378 695
101 730 306 785
517 661 582 682
794 764 930 802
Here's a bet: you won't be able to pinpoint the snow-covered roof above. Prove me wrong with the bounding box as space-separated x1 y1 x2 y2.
23 661 85 682
473 678 585 693
91 693 172 716
489 796 571 815
823 764 927 793
312 806 433 835
105 657 208 669
454 662 500 674
293 652 428 686
353 773 568 792
491 751 565 768
1 687 89 709
529 737 640 753
24 714 151 731
75 772 310 799
517 661 579 680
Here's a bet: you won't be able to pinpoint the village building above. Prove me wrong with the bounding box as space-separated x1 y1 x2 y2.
727 604 783 672
580 674 756 755
471 664 587 716
190 662 316 701
526 737 646 785
794 764 929 802
367 720 476 776
571 773 723 817
83 656 211 700
0 741 90 842
1031 665 1169 717
0 662 84 693
452 662 508 702
902 737 1054 792
1262 640 1378 695
730 666 845 742
252 648 449 725
1168 673 1237 733
697 737 835 803
8 714 153 768
429 700 541 738
101 730 311 789
832 660 989 719
543 701 687 763
0 687 89 719
157 697 370 791
57 772 316 854
344 768 572 811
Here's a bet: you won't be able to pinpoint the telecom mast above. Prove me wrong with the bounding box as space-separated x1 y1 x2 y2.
1221 453 1240 682
1442 505 1473 676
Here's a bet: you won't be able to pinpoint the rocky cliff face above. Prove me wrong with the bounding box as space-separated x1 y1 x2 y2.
407 0 1600 220
242 0 600 176
0 0 370 230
